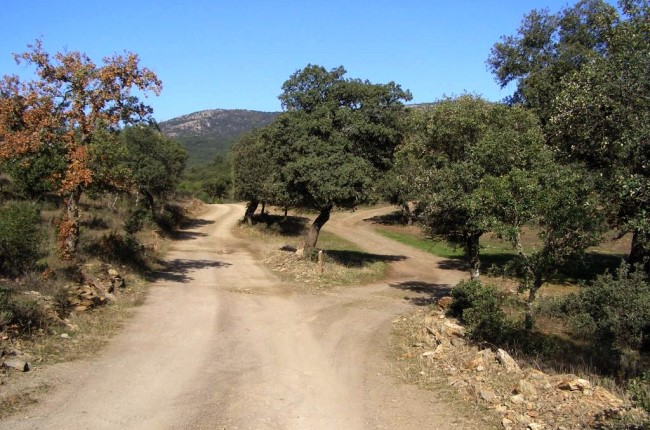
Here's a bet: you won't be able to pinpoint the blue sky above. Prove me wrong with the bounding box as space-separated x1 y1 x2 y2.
1 1 593 121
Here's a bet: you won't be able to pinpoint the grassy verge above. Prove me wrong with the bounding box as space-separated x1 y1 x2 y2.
234 214 389 291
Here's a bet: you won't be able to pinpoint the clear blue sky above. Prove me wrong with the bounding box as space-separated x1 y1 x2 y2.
1 1 595 122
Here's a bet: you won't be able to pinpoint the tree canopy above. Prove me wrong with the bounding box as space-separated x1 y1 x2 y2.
233 64 412 253
0 41 161 259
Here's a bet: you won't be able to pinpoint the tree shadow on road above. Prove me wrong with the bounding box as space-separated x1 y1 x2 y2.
363 210 407 226
389 280 452 306
149 258 232 283
326 250 406 268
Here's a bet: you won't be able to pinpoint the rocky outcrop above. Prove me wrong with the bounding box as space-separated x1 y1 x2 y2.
397 302 648 429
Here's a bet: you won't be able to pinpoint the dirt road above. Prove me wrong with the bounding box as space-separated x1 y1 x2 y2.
1 204 481 429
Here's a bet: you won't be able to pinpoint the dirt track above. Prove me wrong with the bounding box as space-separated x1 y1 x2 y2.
1 204 483 429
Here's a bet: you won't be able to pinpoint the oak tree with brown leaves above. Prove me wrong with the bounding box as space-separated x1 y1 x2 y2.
0 41 162 259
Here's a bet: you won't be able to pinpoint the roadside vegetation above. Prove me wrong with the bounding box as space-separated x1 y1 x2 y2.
0 0 648 426
234 210 388 292
0 42 198 415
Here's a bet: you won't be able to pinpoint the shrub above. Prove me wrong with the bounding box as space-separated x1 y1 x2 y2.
565 263 650 356
0 201 45 275
558 263 650 374
448 279 509 342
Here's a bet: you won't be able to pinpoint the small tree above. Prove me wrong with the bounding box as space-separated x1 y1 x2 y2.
0 202 44 275
121 126 188 215
411 95 547 279
275 65 411 255
0 41 161 259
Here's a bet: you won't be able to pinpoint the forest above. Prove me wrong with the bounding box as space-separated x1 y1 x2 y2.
1 0 649 423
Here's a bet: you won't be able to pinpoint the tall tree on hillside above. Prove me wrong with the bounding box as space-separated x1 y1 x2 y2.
548 0 650 270
0 41 161 259
121 126 188 216
275 65 412 255
406 95 550 279
487 0 619 124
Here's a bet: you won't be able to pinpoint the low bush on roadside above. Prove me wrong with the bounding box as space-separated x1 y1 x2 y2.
448 279 511 343
0 201 45 276
557 263 650 374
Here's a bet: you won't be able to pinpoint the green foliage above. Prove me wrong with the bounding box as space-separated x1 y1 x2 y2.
406 95 549 278
563 263 650 359
121 126 188 211
448 280 509 342
178 155 231 202
628 371 650 413
0 201 44 275
548 2 650 268
270 64 412 212
488 0 619 123
3 143 67 198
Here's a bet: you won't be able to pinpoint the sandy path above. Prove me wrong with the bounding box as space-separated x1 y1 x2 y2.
1 204 479 430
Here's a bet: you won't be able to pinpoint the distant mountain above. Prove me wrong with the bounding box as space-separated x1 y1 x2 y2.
159 109 279 165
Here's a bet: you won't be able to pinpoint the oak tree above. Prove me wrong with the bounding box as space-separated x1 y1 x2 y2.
275 65 411 254
0 41 161 259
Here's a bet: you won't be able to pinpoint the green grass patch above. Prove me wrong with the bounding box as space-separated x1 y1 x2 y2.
376 228 463 258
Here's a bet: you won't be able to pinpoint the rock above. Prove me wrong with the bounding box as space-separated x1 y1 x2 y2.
480 388 499 403
437 296 453 310
593 386 624 407
2 359 29 372
510 394 525 404
467 356 485 371
107 268 119 277
450 336 466 347
497 349 521 373
443 321 466 337
60 333 70 339
527 423 543 430
502 418 513 428
558 378 591 392
111 275 125 290
516 379 538 397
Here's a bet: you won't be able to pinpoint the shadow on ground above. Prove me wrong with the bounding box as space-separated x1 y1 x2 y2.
150 258 231 283
363 210 408 226
326 250 406 268
250 214 309 237
389 280 452 306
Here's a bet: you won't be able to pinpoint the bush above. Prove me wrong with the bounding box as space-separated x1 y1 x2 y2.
448 279 509 342
564 263 650 360
0 201 45 275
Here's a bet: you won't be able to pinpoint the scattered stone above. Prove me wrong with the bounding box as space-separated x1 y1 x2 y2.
516 379 538 397
527 423 543 430
443 321 466 337
60 333 70 339
436 296 453 310
497 349 521 373
501 417 513 429
480 388 499 404
510 394 525 404
2 359 29 372
558 378 591 392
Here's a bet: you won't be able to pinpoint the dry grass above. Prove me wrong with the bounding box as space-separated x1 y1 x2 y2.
234 218 388 292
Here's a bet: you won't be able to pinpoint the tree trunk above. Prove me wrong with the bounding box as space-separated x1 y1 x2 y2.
59 187 83 260
401 203 414 226
525 274 543 330
284 206 288 217
629 229 650 273
261 201 266 216
303 205 332 258
142 189 156 217
243 199 258 224
466 232 482 280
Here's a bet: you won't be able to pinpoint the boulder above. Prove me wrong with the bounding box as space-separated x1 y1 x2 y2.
497 349 521 373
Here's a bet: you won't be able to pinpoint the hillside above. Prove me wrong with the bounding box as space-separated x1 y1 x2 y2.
159 109 279 165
